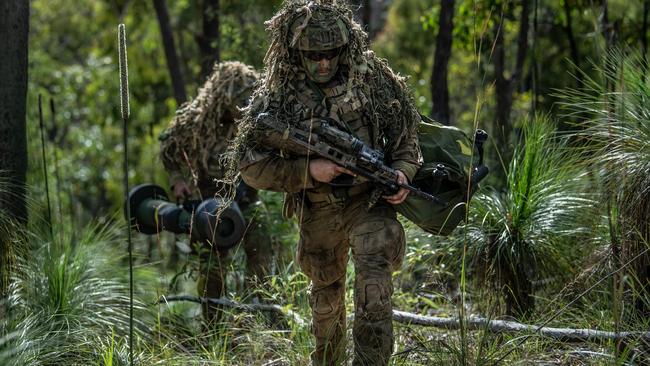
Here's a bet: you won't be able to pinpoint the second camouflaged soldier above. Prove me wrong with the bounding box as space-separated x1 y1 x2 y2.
159 61 272 325
233 1 421 364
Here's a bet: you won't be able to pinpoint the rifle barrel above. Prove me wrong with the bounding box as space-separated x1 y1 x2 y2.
400 182 446 205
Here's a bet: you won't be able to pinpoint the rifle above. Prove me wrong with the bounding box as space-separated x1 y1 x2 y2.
256 113 445 205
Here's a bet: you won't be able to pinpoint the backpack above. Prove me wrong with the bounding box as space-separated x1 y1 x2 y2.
396 117 488 236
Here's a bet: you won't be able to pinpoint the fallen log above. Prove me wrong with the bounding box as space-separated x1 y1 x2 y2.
158 295 650 344
158 295 306 327
393 310 650 343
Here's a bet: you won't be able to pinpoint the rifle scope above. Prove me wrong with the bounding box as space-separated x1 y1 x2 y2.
126 184 246 250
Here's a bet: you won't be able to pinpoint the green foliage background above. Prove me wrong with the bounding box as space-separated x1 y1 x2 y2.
5 0 649 364
25 0 650 219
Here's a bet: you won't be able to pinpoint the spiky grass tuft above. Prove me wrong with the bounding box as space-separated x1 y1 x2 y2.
559 49 650 320
450 114 599 317
0 221 150 365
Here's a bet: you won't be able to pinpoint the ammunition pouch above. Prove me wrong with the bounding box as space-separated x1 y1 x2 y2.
304 182 370 204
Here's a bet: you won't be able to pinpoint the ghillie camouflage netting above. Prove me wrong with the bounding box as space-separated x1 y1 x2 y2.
160 61 259 184
222 0 421 189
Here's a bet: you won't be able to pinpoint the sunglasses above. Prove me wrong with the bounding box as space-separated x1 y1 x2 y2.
300 47 344 61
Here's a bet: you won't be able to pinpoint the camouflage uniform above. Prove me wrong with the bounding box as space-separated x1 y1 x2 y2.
236 3 421 365
159 61 272 325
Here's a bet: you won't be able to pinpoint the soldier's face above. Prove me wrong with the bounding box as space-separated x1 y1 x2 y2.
300 48 341 83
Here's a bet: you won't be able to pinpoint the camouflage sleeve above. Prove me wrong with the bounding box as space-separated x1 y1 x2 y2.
369 58 422 182
239 148 315 193
159 128 188 187
236 88 317 193
389 119 420 182
384 89 422 182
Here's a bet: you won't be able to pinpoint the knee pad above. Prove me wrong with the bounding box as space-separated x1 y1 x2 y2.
309 281 345 318
351 219 405 271
355 279 392 322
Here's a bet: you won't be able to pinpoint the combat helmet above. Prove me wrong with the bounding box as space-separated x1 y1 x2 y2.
289 2 349 51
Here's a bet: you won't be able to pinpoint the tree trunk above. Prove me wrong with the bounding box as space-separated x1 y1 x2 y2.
563 0 582 88
642 1 649 82
197 0 220 80
493 13 512 161
513 0 530 97
494 0 530 166
0 0 29 300
153 0 187 105
503 263 535 318
430 0 454 125
601 0 612 53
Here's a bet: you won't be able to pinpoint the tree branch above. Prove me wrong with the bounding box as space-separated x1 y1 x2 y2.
392 310 650 343
158 295 306 327
158 296 650 344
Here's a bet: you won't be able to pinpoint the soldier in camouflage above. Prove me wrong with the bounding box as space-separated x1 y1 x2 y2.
159 61 272 326
233 1 421 364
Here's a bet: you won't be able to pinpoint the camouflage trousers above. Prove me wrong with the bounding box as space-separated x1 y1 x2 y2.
297 194 405 366
196 186 273 326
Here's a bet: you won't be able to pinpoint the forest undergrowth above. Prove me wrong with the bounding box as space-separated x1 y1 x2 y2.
2 49 650 366
0 184 648 365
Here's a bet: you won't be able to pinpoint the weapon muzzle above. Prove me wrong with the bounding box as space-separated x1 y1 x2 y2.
193 197 246 249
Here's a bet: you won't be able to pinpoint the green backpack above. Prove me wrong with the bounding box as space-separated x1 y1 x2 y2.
396 118 488 236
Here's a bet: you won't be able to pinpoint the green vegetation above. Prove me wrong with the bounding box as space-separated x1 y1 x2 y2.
450 115 600 317
2 0 650 365
560 50 650 322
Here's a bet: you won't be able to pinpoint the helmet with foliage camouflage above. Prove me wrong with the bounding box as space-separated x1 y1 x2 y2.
223 0 421 200
289 2 349 51
160 61 260 181
288 2 352 82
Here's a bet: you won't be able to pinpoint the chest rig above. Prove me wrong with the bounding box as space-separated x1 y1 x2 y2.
289 77 373 147
286 77 379 205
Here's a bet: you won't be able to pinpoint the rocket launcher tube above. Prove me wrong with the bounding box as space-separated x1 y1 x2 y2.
126 184 245 250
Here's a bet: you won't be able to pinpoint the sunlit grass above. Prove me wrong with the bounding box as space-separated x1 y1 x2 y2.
443 114 600 318
0 220 149 365
559 49 650 321
3 103 650 364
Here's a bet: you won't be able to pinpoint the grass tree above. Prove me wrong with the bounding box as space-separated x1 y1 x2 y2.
0 221 149 365
455 115 598 318
560 50 650 320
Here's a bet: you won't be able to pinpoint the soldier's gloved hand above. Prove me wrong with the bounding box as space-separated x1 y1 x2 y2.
172 180 192 200
383 170 409 205
309 158 355 183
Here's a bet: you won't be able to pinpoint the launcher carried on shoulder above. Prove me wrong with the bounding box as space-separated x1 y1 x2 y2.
256 113 445 204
